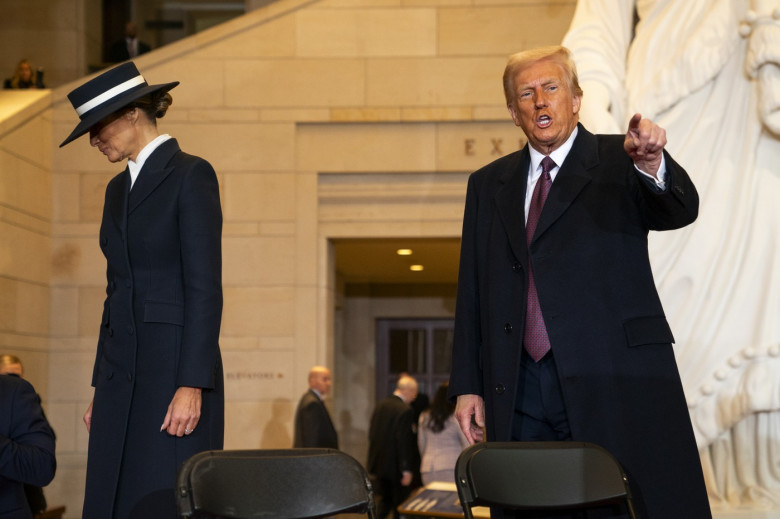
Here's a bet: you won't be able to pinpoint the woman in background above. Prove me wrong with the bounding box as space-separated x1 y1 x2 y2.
417 382 469 485
3 59 45 89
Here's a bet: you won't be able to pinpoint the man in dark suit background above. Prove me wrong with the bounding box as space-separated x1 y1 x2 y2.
0 374 56 519
293 366 338 449
367 375 418 519
109 22 151 63
448 46 711 518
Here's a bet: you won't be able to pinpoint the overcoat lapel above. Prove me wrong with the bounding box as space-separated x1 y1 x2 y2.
128 139 181 214
532 125 599 244
494 148 531 271
109 170 130 235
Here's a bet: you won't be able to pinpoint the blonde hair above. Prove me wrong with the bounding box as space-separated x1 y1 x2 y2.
9 59 33 89
0 354 23 375
502 45 583 105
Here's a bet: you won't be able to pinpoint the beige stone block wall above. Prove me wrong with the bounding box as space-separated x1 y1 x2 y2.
0 91 52 397
296 9 438 56
438 4 576 55
32 0 575 515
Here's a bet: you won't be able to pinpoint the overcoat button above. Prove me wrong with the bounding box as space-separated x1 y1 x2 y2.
495 384 506 394
504 323 512 334
106 371 113 380
108 328 114 337
512 262 521 272
127 373 132 382
127 326 134 335
100 236 107 246
109 281 116 290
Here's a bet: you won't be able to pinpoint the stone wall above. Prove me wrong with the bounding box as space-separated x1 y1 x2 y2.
0 90 52 395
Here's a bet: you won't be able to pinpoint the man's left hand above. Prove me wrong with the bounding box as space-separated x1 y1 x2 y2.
624 113 666 177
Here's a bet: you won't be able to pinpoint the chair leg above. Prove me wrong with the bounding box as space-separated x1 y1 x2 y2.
626 498 639 519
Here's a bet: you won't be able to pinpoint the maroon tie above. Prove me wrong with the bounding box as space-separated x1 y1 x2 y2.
523 156 555 361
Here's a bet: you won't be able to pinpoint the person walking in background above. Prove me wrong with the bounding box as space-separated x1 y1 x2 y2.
449 45 711 518
60 61 224 519
3 59 45 89
0 373 56 519
417 382 468 485
293 366 338 449
367 375 418 519
403 373 428 489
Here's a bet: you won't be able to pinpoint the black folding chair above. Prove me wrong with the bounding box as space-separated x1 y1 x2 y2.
455 441 638 518
176 448 376 519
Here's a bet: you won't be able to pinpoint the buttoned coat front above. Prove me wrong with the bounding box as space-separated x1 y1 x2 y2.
449 125 711 518
83 139 224 519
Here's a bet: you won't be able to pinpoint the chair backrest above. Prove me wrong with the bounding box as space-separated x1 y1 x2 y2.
455 442 637 518
176 448 376 519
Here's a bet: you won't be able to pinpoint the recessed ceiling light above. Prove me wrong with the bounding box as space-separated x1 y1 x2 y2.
410 265 424 271
397 249 413 256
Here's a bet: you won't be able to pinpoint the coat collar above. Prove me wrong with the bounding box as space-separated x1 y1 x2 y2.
108 170 130 235
128 138 181 214
494 124 598 268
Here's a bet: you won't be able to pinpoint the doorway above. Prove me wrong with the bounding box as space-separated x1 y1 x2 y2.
375 318 454 401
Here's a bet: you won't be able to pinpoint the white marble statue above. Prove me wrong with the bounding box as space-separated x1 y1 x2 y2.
562 0 780 510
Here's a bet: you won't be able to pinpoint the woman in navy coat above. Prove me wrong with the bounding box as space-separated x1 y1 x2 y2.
60 62 224 518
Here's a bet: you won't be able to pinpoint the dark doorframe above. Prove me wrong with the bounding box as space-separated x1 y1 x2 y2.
375 318 454 401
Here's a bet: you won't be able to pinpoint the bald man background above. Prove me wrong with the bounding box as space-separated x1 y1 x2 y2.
367 375 419 519
293 366 338 449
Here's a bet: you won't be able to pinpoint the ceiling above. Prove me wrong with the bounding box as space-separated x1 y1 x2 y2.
333 237 461 285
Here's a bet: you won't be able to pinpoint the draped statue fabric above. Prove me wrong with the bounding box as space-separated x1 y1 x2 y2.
562 0 780 509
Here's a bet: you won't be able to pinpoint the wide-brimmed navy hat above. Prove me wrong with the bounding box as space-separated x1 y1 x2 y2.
60 62 179 147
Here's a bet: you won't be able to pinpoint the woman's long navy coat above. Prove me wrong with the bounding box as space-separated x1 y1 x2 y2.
83 139 224 519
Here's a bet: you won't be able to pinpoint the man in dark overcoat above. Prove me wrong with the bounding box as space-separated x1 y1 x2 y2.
367 375 419 519
293 366 339 449
448 46 711 518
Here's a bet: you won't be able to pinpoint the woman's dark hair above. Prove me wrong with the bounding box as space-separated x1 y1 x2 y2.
426 382 455 433
127 91 173 124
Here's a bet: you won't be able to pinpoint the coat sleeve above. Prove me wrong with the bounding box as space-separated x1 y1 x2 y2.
449 172 484 400
0 378 56 487
176 158 223 389
634 149 699 231
298 399 323 448
395 407 416 473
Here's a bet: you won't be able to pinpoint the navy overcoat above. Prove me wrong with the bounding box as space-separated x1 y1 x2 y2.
83 139 224 519
449 125 711 518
